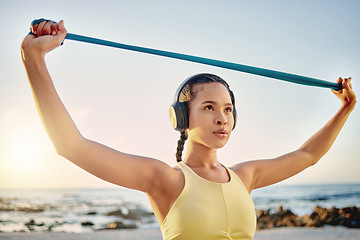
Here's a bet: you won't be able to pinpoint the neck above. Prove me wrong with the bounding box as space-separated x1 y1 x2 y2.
183 140 219 168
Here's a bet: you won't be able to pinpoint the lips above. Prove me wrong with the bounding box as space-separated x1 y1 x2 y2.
213 129 228 138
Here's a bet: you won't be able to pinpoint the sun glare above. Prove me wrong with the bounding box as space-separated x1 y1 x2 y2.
11 136 41 171
1 132 58 188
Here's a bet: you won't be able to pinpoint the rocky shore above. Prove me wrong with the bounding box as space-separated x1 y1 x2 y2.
20 207 156 232
4 205 359 233
1 189 360 234
257 205 360 229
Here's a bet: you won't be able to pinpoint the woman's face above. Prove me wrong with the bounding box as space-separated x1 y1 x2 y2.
187 82 234 149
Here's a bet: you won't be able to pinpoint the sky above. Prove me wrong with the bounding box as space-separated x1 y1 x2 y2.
0 0 359 189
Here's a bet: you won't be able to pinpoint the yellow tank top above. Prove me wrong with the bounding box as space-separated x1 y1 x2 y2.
160 161 256 240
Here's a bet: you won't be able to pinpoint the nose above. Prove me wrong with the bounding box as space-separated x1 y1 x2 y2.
216 112 228 126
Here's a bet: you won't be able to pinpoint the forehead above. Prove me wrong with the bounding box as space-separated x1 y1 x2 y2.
191 82 232 103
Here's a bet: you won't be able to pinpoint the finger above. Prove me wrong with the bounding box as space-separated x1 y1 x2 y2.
336 77 343 84
47 20 67 46
50 22 58 35
36 20 47 36
32 24 38 35
343 77 352 89
333 77 344 93
58 20 66 32
345 77 352 89
56 20 67 38
331 89 341 96
42 21 53 35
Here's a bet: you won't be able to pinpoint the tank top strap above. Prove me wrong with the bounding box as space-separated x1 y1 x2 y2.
221 164 237 181
178 161 197 180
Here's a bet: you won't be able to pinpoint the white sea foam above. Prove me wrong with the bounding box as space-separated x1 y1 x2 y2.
0 184 359 233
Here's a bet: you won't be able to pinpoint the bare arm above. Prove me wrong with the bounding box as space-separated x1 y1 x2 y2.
233 77 356 192
21 20 176 194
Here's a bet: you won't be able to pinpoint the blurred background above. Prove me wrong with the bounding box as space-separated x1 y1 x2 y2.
0 0 359 189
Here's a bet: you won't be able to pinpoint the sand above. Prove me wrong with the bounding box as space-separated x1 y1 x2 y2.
254 226 360 240
0 227 359 240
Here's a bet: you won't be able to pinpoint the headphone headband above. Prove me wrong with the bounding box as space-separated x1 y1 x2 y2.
173 73 211 102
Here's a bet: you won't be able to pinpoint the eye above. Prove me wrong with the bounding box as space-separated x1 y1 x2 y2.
204 105 214 111
225 107 233 113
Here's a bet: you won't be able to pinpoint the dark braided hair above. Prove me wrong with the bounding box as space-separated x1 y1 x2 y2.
174 73 236 162
176 130 188 162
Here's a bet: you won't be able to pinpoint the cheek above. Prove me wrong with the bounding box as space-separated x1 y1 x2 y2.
188 127 210 146
188 112 213 131
188 118 202 130
228 115 235 127
188 111 203 129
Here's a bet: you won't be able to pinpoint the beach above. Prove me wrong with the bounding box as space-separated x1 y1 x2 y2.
0 227 360 240
1 186 359 238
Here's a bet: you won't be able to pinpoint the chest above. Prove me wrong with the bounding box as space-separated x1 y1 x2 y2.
161 175 257 239
191 166 231 183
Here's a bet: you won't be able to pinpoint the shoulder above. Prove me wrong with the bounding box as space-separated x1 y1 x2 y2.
229 161 257 193
148 160 184 195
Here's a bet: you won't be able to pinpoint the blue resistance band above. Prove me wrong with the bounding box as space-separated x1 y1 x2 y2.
30 19 342 91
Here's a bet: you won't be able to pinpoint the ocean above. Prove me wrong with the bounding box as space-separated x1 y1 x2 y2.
0 183 359 233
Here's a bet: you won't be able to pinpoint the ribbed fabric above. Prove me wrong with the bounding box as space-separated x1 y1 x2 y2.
160 161 256 240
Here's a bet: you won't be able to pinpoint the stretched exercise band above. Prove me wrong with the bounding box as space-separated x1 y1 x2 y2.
31 19 342 91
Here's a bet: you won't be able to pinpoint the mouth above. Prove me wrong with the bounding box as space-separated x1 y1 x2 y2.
213 129 229 138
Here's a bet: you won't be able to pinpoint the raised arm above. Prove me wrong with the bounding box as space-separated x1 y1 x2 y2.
21 20 177 194
233 77 356 192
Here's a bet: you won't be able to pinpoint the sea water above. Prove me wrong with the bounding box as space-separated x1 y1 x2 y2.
0 183 359 233
251 183 360 216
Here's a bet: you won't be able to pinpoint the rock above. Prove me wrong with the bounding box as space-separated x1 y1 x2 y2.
17 206 45 213
339 206 360 228
105 208 154 220
105 210 123 216
325 207 340 226
25 219 36 226
106 221 138 229
257 206 300 229
24 219 46 230
256 209 269 218
256 206 360 229
86 211 97 215
81 221 94 226
24 219 37 231
314 206 328 220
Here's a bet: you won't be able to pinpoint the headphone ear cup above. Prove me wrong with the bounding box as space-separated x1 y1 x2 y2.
169 102 189 131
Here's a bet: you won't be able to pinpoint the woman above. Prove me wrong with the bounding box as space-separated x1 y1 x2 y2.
21 19 356 239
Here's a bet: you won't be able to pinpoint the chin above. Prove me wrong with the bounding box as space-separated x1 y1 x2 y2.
209 139 229 149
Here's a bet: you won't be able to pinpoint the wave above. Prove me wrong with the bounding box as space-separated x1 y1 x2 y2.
1 184 359 233
300 192 360 202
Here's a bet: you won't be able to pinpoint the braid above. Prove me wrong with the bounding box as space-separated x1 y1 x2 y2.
176 130 188 162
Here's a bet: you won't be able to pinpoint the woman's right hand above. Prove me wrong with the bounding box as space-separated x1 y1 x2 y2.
21 20 67 60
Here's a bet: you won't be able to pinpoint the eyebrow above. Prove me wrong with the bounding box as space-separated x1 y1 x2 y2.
201 100 233 106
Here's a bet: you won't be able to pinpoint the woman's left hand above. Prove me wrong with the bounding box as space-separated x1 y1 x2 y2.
332 77 357 110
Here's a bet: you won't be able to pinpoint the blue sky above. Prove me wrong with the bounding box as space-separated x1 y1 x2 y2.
0 0 359 188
